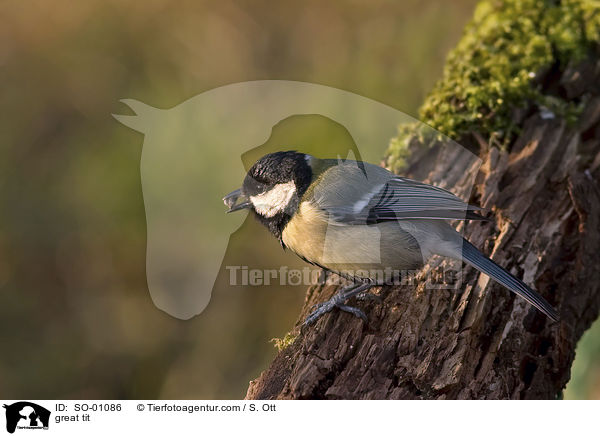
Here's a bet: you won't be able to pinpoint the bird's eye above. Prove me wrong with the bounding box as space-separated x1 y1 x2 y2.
243 176 270 196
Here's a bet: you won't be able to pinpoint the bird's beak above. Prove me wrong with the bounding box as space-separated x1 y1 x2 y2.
223 188 251 213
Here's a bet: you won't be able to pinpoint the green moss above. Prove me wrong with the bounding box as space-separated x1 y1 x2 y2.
270 331 298 351
386 0 600 170
387 123 417 174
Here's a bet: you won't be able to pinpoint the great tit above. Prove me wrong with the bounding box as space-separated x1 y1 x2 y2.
224 151 559 324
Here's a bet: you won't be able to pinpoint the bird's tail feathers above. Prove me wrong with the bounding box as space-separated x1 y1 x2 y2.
461 239 559 322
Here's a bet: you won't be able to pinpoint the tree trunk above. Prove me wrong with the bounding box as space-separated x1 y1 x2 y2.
245 57 600 400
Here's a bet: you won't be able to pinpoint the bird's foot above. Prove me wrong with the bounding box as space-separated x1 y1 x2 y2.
303 282 372 326
335 304 368 322
304 298 367 326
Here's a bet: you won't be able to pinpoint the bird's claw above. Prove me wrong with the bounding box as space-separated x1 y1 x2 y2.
304 294 366 326
309 300 326 312
336 304 368 322
303 282 374 326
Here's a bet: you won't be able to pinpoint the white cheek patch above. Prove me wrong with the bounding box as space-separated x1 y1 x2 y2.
250 181 297 218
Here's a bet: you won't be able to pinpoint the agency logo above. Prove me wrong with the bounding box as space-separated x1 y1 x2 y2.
3 402 50 434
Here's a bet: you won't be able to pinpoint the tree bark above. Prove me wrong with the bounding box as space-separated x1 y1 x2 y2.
245 59 600 400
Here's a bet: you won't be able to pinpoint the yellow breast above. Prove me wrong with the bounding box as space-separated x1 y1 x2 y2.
282 202 423 282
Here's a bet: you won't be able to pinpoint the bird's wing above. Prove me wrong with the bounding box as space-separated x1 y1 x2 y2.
310 160 487 224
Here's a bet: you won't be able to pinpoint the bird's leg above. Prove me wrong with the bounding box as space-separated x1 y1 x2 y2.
304 282 373 326
317 268 330 284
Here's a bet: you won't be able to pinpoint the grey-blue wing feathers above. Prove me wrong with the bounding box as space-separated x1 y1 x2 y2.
311 161 487 223
361 178 488 222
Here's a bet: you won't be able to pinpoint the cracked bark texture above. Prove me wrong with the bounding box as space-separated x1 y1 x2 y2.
245 58 600 400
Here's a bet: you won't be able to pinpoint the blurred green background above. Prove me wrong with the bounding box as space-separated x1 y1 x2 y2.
1 0 598 399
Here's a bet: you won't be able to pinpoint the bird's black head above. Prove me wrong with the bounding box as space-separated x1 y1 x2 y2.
224 151 313 240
